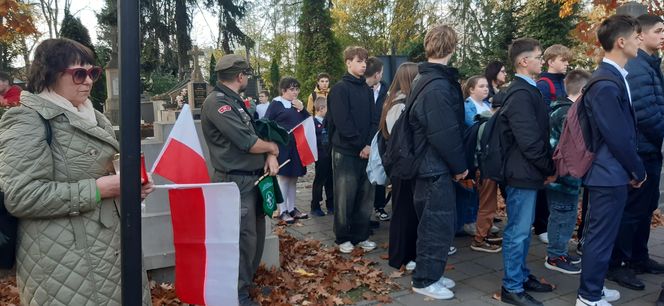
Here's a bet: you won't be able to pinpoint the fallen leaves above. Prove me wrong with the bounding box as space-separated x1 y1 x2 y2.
150 281 181 306
251 227 400 305
653 209 664 229
0 275 19 305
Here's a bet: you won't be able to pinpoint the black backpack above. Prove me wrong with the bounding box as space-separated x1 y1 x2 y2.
0 113 51 269
380 76 441 179
476 89 523 182
462 114 490 180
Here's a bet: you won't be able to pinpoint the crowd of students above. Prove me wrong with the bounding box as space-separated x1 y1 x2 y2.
251 13 664 306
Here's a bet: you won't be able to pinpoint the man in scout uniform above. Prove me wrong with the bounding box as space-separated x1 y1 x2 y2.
201 54 280 306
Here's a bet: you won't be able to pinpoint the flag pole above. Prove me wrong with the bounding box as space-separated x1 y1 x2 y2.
118 0 142 304
254 159 291 185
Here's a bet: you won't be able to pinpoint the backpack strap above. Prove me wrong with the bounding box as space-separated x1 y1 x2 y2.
539 76 556 100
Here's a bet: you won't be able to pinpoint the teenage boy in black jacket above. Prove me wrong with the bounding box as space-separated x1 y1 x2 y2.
326 46 379 254
407 24 468 301
498 38 556 306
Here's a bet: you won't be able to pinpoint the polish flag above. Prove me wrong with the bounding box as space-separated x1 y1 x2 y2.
168 183 240 306
292 116 318 167
151 104 210 184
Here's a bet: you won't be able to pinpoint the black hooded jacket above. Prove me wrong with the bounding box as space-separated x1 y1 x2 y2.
326 73 378 156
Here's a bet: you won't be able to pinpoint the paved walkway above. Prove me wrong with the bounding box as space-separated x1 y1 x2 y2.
277 172 664 305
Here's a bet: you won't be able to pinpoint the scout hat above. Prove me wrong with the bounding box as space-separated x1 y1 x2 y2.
215 54 253 75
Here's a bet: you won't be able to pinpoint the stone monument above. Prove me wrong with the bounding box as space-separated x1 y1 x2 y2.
187 46 208 110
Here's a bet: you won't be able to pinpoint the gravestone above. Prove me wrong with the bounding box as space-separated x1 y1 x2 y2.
187 46 208 110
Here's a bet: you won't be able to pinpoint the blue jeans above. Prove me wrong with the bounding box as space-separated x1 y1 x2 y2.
546 189 580 258
503 186 538 293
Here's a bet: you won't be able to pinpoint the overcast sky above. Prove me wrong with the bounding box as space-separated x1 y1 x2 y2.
69 1 217 47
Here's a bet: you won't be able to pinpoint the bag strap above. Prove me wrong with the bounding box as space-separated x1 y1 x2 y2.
39 114 52 146
539 76 556 100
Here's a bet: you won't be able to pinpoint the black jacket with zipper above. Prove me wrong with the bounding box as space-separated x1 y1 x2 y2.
498 76 555 189
409 62 467 177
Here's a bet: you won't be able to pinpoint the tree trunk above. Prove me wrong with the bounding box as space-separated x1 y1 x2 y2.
175 0 191 81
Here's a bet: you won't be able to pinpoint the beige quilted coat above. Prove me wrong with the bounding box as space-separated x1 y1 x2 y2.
0 92 150 306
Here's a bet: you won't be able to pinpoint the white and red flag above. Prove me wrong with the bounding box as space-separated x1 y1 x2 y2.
151 104 210 184
291 116 318 167
151 104 239 306
167 183 240 306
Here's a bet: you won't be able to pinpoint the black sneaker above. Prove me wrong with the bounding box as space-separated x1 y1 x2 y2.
545 256 581 274
631 258 664 275
375 208 390 221
501 287 543 306
486 232 503 243
289 208 309 219
523 274 553 292
310 208 326 217
607 267 645 290
565 254 582 265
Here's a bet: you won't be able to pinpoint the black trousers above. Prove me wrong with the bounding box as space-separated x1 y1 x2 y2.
579 185 628 301
412 175 456 288
611 154 662 267
578 187 589 243
311 157 333 211
533 189 549 235
388 178 417 269
374 185 386 210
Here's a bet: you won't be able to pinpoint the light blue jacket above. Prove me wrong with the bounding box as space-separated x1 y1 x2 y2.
463 97 491 127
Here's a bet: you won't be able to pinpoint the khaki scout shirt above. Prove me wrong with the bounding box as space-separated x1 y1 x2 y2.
201 84 265 173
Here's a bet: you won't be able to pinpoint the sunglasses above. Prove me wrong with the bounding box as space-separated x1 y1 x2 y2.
63 66 103 85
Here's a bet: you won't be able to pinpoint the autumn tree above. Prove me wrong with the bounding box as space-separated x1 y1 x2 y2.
520 0 580 52
389 0 426 54
0 0 38 71
295 0 343 101
60 11 106 111
331 0 391 55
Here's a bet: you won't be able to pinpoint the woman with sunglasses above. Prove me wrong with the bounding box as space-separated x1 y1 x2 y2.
0 38 154 305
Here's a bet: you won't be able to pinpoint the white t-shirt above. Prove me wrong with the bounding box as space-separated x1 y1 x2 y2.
256 103 269 119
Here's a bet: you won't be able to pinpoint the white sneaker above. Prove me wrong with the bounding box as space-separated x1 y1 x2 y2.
601 286 620 302
437 276 455 289
575 296 612 306
463 223 477 236
405 261 416 271
538 232 549 244
491 225 500 234
448 246 457 256
338 241 354 254
412 282 454 300
357 240 376 252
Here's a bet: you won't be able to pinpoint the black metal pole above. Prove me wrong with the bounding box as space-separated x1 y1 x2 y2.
118 0 142 304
